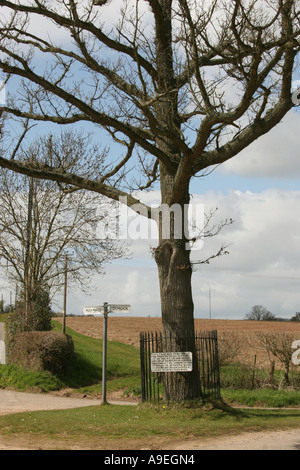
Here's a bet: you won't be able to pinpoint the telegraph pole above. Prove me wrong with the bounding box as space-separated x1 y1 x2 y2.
62 255 68 334
24 177 34 321
209 286 212 320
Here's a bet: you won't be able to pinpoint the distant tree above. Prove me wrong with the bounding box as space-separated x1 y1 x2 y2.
246 305 276 321
291 312 300 322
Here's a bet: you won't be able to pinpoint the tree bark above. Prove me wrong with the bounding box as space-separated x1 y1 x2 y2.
154 238 202 401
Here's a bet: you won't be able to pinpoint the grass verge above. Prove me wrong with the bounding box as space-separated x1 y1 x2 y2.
222 388 300 408
0 401 299 450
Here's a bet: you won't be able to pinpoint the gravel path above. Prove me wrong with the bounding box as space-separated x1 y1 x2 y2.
0 389 137 416
0 389 103 416
173 428 300 450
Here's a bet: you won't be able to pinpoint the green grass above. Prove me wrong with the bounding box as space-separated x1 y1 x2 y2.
52 320 141 394
222 388 300 408
0 401 299 449
220 363 300 390
0 363 64 392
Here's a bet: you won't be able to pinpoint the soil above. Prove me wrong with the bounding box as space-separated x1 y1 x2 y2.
56 316 300 347
56 315 300 366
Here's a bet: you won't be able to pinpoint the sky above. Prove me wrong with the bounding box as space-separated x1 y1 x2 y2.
51 106 300 321
1 1 300 320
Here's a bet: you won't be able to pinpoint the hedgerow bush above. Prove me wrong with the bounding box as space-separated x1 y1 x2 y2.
9 331 74 375
6 286 53 363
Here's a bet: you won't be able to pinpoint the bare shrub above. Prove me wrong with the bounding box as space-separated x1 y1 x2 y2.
217 331 245 366
254 332 297 385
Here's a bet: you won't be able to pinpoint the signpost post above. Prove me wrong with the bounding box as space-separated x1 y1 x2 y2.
102 302 108 404
83 302 131 404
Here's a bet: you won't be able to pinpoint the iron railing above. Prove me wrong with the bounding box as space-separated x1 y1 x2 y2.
140 330 221 403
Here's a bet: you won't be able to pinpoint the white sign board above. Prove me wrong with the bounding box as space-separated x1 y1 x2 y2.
83 304 131 315
83 306 105 315
151 352 193 372
109 304 131 314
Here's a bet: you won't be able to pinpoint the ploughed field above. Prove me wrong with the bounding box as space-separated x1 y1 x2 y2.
56 316 300 367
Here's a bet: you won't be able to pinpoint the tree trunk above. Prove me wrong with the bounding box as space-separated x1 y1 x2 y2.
154 238 202 401
154 176 202 401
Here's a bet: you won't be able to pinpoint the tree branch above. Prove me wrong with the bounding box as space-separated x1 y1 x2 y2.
0 153 154 219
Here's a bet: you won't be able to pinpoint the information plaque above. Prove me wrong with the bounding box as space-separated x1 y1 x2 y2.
151 352 193 372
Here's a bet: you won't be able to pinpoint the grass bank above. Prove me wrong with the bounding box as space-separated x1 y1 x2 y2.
0 319 141 395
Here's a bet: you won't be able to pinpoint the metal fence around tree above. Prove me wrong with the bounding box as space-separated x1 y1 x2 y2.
140 330 221 403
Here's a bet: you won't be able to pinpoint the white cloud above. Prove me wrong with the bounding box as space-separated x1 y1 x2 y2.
62 188 300 320
221 110 300 179
67 264 160 317
191 189 300 318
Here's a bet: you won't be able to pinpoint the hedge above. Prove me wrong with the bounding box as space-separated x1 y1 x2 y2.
9 331 74 375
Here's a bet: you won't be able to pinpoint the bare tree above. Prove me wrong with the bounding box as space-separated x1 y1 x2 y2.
0 131 127 304
246 305 276 321
0 0 299 400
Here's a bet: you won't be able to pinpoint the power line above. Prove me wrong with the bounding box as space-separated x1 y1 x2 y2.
200 266 300 271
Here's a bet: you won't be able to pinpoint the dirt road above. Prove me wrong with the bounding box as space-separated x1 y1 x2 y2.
173 429 300 450
0 389 103 416
0 390 299 450
0 389 137 416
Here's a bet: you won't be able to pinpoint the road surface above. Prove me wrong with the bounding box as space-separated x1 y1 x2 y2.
174 428 300 450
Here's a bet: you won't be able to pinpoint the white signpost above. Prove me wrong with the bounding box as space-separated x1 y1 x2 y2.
83 306 105 315
109 304 131 314
83 302 131 404
83 304 131 316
